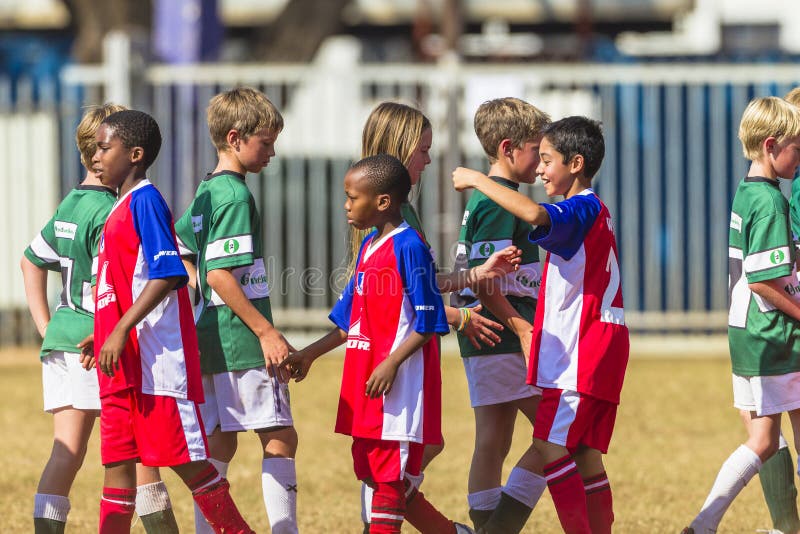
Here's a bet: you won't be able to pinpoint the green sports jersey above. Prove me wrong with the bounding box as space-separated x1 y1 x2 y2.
175 171 273 373
728 177 800 376
789 178 800 246
451 176 541 357
24 185 116 358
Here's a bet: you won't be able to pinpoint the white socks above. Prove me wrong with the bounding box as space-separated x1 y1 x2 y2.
135 481 172 516
503 467 547 509
262 457 298 534
194 458 229 534
468 487 502 511
692 444 762 532
33 493 70 522
361 481 374 523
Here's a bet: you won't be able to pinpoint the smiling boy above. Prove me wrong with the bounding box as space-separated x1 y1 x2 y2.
453 116 629 534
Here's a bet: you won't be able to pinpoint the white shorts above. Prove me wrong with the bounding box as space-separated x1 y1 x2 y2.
462 352 541 408
42 351 100 413
732 372 800 416
199 367 294 432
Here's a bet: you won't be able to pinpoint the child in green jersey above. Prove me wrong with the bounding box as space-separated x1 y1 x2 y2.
174 87 299 534
683 97 800 533
21 104 178 534
451 97 550 532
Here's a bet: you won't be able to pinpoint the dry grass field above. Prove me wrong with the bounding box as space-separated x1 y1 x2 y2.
0 345 788 533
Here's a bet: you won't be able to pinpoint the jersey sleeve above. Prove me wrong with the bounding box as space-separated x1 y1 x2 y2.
87 210 107 286
529 195 602 260
24 214 60 271
790 179 800 251
466 202 515 269
398 238 449 335
130 188 189 286
205 200 255 271
743 212 794 283
174 206 198 259
329 276 355 332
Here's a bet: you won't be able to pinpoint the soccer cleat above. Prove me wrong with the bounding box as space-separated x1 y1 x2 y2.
455 522 476 534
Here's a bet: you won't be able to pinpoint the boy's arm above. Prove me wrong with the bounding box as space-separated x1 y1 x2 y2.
453 167 551 227
98 276 182 377
279 326 347 382
474 279 533 357
750 279 800 322
366 331 432 398
20 256 50 338
207 267 293 382
182 259 198 290
436 245 522 293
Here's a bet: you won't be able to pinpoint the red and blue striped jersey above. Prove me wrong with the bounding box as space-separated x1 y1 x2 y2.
94 180 202 401
528 189 629 404
330 222 449 443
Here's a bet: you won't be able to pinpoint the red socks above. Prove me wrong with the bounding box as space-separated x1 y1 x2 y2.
403 480 455 534
370 481 406 533
544 455 591 534
99 487 136 534
189 464 254 534
584 472 614 534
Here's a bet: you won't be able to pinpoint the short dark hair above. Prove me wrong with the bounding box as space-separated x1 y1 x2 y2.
543 116 605 179
350 154 411 204
102 110 162 170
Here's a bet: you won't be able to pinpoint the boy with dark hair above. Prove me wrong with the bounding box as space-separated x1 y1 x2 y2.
90 109 253 534
22 103 179 534
453 115 630 534
174 86 299 534
282 154 473 534
452 97 549 532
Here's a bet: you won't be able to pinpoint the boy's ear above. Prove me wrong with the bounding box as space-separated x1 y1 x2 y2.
764 136 777 155
569 154 585 174
226 129 242 151
499 139 514 159
130 146 144 164
376 193 392 212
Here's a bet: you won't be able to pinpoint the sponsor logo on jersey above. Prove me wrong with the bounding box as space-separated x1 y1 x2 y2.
224 238 240 254
516 272 540 289
356 271 365 295
462 210 470 226
96 261 117 310
771 249 786 265
192 215 203 233
785 280 800 296
415 305 435 311
346 319 370 351
54 221 77 240
240 267 269 296
153 250 178 262
730 212 742 232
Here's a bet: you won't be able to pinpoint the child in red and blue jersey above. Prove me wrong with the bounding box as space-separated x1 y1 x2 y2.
89 109 253 534
453 116 629 534
282 154 473 534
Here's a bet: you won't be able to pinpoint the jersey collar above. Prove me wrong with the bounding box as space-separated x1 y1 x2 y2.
363 221 410 262
205 170 246 182
744 176 780 188
77 184 116 195
488 176 520 190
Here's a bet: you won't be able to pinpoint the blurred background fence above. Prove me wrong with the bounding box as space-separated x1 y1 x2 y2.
4 28 800 344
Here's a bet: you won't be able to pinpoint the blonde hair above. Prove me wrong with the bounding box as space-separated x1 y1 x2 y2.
207 87 284 151
786 87 800 107
76 103 127 169
347 102 432 274
738 96 800 161
474 97 551 163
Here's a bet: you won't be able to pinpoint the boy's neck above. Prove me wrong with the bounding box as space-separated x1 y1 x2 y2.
747 159 779 181
487 161 521 184
373 213 404 241
117 172 148 198
564 175 592 199
215 150 247 176
80 170 106 188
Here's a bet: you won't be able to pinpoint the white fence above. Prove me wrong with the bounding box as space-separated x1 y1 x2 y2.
3 34 799 342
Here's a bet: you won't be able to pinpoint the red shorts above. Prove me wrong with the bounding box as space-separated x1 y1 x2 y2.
101 388 209 467
533 388 617 454
351 438 425 483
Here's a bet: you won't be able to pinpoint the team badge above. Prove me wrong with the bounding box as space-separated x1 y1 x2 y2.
356 271 365 295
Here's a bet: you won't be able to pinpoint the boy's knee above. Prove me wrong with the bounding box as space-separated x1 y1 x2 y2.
208 430 238 462
475 431 513 459
260 425 298 457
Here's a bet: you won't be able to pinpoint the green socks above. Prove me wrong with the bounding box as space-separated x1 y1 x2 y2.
760 446 800 534
33 517 65 534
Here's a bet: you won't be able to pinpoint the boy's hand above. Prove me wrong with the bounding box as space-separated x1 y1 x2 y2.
260 329 293 383
77 334 95 370
366 358 399 398
279 350 316 382
98 328 127 377
452 167 484 191
462 304 503 349
477 246 521 280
